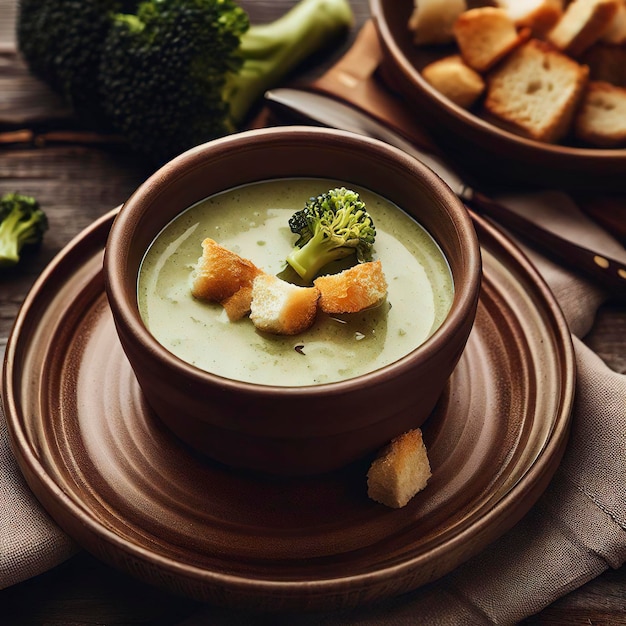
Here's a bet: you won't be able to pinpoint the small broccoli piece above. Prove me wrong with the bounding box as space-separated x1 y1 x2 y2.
99 0 353 162
286 187 376 283
17 0 139 127
0 193 48 268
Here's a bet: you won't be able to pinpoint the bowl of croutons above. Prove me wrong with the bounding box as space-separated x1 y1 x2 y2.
103 125 481 477
371 0 626 191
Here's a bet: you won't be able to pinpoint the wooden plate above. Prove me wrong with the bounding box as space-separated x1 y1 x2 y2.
2 209 575 611
370 0 626 191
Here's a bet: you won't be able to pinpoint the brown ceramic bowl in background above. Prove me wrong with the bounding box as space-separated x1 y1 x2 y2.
103 126 481 476
370 0 626 192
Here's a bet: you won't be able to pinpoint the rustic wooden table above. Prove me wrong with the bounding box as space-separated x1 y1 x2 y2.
1 0 626 623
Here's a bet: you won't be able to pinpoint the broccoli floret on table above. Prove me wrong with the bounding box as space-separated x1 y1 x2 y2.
0 193 48 268
287 187 376 283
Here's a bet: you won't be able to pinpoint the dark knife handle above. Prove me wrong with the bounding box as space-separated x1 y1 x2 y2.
470 191 626 299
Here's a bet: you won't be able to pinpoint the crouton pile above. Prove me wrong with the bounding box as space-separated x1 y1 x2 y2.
190 238 388 335
411 0 626 147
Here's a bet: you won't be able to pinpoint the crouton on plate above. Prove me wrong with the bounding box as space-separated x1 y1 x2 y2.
367 428 432 509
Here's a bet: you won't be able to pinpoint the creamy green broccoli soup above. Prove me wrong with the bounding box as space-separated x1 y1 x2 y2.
137 178 453 386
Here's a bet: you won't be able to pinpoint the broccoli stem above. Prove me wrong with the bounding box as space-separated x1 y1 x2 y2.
287 227 356 283
225 0 353 125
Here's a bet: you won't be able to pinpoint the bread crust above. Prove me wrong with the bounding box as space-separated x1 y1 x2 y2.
221 285 255 321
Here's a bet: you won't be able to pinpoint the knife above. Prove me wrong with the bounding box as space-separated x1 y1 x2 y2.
264 87 626 300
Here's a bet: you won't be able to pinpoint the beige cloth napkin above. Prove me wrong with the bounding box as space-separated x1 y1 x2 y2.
0 340 77 589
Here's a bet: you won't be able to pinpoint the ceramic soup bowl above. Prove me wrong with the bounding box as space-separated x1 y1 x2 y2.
103 126 481 475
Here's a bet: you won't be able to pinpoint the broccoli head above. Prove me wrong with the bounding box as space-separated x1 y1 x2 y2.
17 0 352 163
0 193 48 268
286 187 376 283
99 0 249 163
17 0 139 127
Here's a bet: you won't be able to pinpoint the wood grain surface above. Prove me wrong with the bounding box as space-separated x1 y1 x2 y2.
1 0 625 623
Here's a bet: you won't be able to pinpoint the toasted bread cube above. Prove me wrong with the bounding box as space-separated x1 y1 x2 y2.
484 39 589 142
408 0 468 45
574 80 626 147
190 238 263 304
249 274 320 335
547 0 621 57
422 54 486 108
314 260 388 314
367 429 432 509
453 7 531 72
494 0 563 36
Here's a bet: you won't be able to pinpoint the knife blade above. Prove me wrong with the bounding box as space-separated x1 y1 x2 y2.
265 87 626 300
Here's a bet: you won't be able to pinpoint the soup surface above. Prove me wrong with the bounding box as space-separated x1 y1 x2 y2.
138 178 453 386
